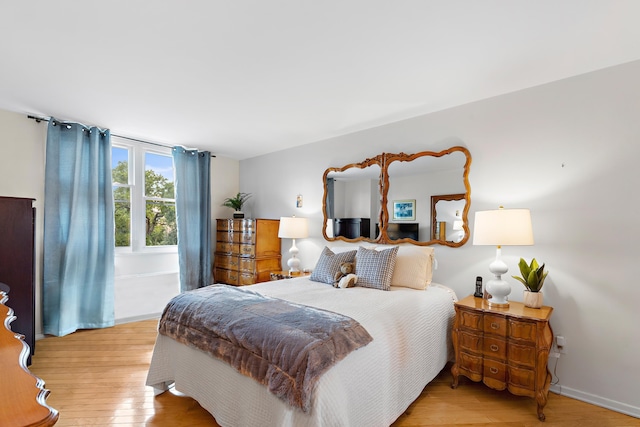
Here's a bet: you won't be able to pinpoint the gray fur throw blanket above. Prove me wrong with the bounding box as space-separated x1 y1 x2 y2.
158 284 373 412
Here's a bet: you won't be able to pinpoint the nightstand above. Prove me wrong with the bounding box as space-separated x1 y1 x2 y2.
269 270 311 281
451 295 554 421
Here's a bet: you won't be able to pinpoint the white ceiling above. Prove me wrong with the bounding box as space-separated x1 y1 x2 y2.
1 1 640 160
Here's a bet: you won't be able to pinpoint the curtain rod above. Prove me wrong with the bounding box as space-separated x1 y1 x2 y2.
27 115 216 158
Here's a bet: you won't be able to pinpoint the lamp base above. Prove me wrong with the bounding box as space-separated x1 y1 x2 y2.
485 248 511 308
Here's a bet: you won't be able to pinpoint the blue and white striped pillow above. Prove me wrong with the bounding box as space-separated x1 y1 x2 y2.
355 246 399 291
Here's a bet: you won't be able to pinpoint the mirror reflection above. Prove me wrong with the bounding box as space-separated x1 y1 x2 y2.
323 159 382 242
385 149 469 245
323 146 471 246
431 194 466 243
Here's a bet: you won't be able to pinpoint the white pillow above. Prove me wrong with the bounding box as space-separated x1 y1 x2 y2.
376 245 435 290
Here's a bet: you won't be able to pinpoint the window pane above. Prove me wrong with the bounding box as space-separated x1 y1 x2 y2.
145 153 174 198
114 186 131 247
146 200 177 246
112 147 129 185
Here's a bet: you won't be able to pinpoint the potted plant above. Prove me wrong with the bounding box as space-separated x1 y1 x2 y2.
512 258 548 308
222 192 252 218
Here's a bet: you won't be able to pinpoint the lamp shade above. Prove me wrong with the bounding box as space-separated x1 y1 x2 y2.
278 217 309 239
473 208 534 246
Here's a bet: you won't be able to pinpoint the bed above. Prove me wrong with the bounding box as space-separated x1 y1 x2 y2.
146 245 457 427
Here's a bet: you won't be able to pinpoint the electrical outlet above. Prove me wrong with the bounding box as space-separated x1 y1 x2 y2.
556 335 567 354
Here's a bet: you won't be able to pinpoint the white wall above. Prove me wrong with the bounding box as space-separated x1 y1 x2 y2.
240 60 640 417
0 110 240 331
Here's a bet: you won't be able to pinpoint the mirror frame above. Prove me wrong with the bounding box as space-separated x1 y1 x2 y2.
430 193 467 242
322 154 384 242
323 146 471 246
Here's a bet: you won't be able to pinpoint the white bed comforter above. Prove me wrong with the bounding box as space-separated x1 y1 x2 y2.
146 278 457 427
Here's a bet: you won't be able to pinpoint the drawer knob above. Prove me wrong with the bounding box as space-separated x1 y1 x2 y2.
490 322 499 330
490 367 499 374
490 344 499 352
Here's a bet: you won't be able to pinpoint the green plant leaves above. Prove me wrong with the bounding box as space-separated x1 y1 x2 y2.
512 257 548 292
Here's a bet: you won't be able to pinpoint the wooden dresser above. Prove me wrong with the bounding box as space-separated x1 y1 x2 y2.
0 291 58 426
451 295 554 421
0 197 36 363
214 219 282 285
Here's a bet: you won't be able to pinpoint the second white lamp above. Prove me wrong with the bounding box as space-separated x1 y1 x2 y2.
473 207 534 307
278 216 309 273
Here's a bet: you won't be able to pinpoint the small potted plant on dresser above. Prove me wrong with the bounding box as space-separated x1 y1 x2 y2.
222 192 252 219
512 258 548 308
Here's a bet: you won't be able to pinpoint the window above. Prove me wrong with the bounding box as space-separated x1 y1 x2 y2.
112 139 176 251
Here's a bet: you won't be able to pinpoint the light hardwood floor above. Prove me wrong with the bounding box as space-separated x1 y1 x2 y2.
29 319 639 427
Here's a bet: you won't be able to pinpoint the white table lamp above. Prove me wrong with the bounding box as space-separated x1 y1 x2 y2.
278 216 309 273
473 207 534 307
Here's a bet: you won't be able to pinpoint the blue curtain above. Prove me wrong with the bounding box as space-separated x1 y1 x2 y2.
43 119 115 336
173 146 212 292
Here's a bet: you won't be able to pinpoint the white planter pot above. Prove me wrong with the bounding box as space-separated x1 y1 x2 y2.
523 290 543 308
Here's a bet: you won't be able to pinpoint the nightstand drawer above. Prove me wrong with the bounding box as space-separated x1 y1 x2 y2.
483 359 506 389
484 314 507 337
508 365 536 391
458 330 482 353
508 319 537 343
458 351 483 376
459 309 483 330
483 336 506 359
508 342 536 367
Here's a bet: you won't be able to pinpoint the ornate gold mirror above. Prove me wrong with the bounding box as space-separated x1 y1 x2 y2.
322 146 471 246
322 155 382 242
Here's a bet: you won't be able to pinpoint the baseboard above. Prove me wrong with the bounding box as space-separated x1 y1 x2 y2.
550 384 640 419
115 313 162 325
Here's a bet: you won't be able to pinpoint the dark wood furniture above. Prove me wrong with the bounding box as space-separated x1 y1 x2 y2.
0 291 58 426
333 218 370 239
451 295 554 421
214 219 281 285
0 196 36 362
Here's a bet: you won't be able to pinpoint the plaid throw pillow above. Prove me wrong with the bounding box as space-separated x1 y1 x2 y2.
355 246 399 291
309 247 357 284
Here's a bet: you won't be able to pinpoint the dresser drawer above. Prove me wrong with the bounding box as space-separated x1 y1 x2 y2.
508 319 537 343
484 314 507 337
238 257 256 273
239 244 256 257
216 231 236 243
215 255 240 271
238 232 256 245
216 241 239 254
238 273 256 286
483 336 506 360
214 267 239 286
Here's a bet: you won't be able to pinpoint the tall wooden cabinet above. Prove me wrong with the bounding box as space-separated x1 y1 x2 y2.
214 218 281 285
0 197 36 358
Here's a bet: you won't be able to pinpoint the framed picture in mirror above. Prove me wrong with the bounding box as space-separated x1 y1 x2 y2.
393 199 416 221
